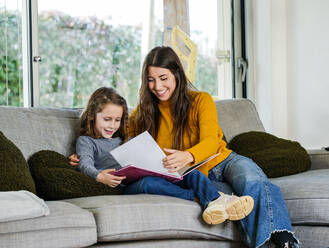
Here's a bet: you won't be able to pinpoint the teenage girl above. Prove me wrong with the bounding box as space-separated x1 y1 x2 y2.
127 46 298 248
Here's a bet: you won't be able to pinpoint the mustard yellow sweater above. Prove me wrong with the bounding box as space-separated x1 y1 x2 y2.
129 91 232 176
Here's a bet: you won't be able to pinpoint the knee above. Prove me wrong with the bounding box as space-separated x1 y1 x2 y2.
124 176 158 194
185 170 201 179
228 155 268 182
138 176 165 192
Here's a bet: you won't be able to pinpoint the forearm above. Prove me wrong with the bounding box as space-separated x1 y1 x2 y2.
78 156 100 180
186 136 220 164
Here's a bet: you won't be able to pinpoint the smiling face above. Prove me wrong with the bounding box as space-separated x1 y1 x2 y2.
95 103 123 139
147 66 177 102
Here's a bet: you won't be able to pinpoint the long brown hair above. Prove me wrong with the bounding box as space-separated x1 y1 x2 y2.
133 46 195 150
80 87 128 142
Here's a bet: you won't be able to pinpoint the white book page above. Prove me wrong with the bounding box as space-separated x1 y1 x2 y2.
110 131 180 177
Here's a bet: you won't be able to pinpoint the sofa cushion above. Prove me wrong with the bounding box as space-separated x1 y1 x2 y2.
64 194 242 243
0 106 81 160
88 239 245 248
0 131 36 193
214 99 265 143
271 169 329 225
28 150 123 200
0 201 97 248
292 225 329 248
228 131 311 178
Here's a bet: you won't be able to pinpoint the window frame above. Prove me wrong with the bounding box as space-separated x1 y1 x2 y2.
14 0 245 108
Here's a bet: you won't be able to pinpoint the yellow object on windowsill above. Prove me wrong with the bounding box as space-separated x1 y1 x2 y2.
170 26 197 83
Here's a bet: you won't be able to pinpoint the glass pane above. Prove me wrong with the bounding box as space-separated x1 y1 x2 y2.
189 0 218 96
0 0 23 106
38 0 163 108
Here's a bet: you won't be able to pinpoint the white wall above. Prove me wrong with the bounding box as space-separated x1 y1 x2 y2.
250 0 329 149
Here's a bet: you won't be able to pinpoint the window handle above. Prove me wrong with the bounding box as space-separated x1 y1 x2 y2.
33 56 42 62
237 57 247 82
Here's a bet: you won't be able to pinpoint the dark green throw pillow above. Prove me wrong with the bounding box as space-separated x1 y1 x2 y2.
28 150 123 200
0 131 36 193
228 131 311 178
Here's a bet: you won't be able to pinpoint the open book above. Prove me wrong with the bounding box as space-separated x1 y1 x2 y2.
110 131 220 184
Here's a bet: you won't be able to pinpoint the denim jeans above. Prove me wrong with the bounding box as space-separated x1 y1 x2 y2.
124 170 220 209
208 151 298 248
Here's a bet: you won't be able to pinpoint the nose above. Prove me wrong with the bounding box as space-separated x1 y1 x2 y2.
109 120 115 128
153 79 163 90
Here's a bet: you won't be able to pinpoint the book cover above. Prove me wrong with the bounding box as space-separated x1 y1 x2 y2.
110 131 219 184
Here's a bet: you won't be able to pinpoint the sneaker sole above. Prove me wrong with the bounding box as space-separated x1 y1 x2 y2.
202 196 254 225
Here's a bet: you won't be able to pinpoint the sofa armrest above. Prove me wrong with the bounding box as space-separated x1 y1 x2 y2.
307 149 329 170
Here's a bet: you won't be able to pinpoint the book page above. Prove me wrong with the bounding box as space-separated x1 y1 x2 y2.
110 131 181 178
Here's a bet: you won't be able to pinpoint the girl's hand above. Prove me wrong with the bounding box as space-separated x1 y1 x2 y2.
96 169 126 188
69 153 79 167
163 148 194 173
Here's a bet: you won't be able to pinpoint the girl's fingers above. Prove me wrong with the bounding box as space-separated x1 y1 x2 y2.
69 154 79 166
112 175 126 180
111 179 122 184
165 162 185 172
163 153 181 163
69 154 79 161
163 158 177 166
105 172 126 181
69 161 78 166
163 148 177 154
100 170 126 185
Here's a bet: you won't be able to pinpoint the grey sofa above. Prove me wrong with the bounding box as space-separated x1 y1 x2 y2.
0 98 328 248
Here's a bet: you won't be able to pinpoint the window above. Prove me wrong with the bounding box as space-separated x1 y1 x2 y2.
189 0 234 99
0 0 23 106
189 0 218 96
1 0 243 108
36 0 163 108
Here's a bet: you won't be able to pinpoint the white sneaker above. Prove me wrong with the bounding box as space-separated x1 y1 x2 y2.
202 192 254 225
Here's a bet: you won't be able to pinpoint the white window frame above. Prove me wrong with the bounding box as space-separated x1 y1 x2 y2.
21 0 244 107
216 0 233 99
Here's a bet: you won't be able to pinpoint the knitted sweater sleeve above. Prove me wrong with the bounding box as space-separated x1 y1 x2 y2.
186 92 224 164
76 136 100 180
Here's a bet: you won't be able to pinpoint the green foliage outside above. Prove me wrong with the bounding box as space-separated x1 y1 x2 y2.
0 12 23 106
38 12 143 107
1 10 217 108
194 53 217 95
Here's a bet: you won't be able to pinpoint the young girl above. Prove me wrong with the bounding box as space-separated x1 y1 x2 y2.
127 46 298 248
76 87 128 188
76 87 254 225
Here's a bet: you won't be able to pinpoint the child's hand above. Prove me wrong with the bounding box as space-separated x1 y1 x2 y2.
96 169 126 188
163 148 194 173
69 153 79 167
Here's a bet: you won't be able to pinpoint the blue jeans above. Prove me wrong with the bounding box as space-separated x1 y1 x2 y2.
124 170 220 209
208 152 298 248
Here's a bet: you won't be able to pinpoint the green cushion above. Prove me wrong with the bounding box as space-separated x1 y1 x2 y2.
28 150 123 200
228 131 311 178
0 131 36 193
